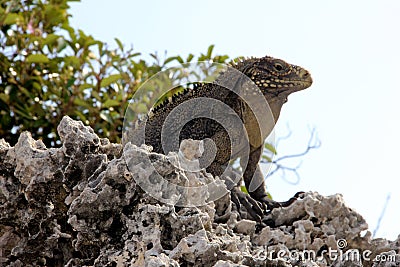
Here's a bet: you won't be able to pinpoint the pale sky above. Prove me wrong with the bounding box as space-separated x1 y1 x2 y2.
70 0 400 240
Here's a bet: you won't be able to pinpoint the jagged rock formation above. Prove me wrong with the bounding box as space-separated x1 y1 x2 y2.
0 116 399 267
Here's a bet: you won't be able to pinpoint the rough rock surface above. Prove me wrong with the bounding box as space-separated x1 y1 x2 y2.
0 116 399 267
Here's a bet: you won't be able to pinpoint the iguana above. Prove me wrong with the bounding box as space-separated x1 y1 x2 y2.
126 56 312 221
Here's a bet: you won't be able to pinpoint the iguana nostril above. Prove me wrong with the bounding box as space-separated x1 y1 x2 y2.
298 69 312 84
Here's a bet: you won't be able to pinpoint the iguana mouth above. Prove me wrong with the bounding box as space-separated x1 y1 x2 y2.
266 79 312 98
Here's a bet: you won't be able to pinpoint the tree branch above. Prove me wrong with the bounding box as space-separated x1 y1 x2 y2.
261 127 321 185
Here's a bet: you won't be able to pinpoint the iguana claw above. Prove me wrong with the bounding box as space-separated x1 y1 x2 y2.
231 190 305 222
231 188 263 222
279 191 305 207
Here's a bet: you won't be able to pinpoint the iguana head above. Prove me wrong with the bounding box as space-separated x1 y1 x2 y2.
233 56 313 100
232 56 312 121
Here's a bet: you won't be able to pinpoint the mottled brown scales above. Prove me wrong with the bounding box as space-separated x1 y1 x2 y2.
130 56 312 220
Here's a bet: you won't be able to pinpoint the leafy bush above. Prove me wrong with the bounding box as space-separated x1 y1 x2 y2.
0 0 229 147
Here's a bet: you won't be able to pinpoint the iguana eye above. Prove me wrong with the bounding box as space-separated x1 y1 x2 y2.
274 62 284 72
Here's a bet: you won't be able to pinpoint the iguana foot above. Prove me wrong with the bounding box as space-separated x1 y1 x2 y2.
231 187 264 222
246 191 305 221
258 196 281 210
230 190 305 222
279 191 305 207
259 191 305 210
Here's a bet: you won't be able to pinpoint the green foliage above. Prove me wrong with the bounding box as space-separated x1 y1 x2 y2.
262 142 277 162
0 0 230 147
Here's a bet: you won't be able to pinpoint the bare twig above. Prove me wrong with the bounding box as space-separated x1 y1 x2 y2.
273 127 320 163
266 161 302 185
275 123 292 148
261 127 321 184
373 193 391 238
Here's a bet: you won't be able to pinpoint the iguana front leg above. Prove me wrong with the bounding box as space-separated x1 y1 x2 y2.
241 146 306 213
241 146 280 210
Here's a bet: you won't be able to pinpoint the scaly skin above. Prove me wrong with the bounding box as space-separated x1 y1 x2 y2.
129 56 312 219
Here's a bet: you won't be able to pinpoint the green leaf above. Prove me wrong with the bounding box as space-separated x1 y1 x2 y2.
66 78 75 88
62 24 78 44
13 105 32 120
186 53 194 62
262 154 272 162
264 143 277 155
65 56 80 68
163 56 178 65
215 55 230 63
175 56 184 64
26 54 50 63
57 38 67 53
73 98 91 108
32 82 42 91
86 38 97 47
102 99 120 108
240 185 248 194
100 74 122 87
115 38 124 51
206 45 215 58
91 91 101 101
74 110 87 122
44 34 60 45
128 52 140 59
97 41 104 56
110 110 121 119
19 87 33 98
150 53 158 60
3 13 23 25
0 93 9 103
78 83 94 91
